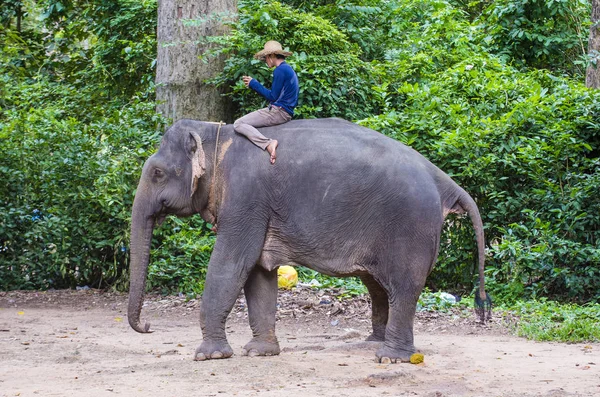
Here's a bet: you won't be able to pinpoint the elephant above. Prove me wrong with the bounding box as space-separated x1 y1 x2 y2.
128 117 491 363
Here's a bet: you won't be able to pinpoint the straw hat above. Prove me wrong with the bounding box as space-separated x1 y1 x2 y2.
254 41 293 60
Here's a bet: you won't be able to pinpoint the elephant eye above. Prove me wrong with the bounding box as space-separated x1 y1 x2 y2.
153 168 164 178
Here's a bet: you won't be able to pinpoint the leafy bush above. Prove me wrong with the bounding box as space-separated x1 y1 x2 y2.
506 300 600 342
0 1 204 293
297 267 367 298
479 0 591 76
148 217 215 296
0 72 216 293
0 79 163 290
34 0 157 96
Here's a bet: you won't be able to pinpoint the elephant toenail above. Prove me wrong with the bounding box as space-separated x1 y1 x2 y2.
211 351 224 359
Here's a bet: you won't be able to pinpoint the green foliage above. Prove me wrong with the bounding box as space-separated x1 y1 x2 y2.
448 1 493 21
0 76 163 290
28 0 157 96
148 217 215 296
282 0 394 61
0 0 173 292
0 0 212 293
479 0 591 76
297 267 367 298
490 209 600 303
506 300 600 342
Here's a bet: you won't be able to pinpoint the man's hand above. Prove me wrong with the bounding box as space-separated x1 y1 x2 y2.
242 76 253 87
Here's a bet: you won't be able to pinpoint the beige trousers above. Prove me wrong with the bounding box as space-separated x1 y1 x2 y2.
233 106 292 150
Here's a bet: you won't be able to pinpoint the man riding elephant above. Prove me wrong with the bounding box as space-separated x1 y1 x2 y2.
234 40 299 164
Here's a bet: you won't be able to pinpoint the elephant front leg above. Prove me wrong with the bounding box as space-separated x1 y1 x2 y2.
194 226 267 361
195 257 251 360
195 273 239 361
241 266 280 357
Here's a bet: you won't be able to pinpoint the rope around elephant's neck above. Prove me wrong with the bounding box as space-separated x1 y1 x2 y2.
205 121 224 230
212 121 223 184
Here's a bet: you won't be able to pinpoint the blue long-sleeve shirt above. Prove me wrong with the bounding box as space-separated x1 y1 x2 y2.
249 62 299 116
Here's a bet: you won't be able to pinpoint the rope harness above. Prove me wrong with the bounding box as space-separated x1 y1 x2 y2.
204 121 224 230
212 121 224 184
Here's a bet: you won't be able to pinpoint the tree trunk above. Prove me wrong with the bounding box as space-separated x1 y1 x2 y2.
156 0 236 122
16 3 22 33
587 0 600 88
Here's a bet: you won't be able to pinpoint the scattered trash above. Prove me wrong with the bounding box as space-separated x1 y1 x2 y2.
417 291 458 312
439 293 457 304
303 279 322 288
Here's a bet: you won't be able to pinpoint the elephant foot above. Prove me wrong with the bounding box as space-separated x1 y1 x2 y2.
194 339 234 361
241 337 280 357
375 345 413 364
366 331 386 342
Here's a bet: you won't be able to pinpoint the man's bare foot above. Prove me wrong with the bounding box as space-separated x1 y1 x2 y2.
266 140 278 164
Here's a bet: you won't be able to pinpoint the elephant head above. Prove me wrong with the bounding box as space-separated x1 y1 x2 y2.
128 121 214 333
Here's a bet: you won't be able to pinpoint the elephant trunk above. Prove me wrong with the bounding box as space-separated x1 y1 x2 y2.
127 193 156 333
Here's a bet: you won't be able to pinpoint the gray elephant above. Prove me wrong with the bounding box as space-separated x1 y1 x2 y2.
128 118 491 363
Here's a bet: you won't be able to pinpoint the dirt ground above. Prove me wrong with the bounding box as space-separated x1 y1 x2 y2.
1 288 598 397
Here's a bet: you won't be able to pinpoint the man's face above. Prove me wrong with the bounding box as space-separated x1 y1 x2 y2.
265 54 276 68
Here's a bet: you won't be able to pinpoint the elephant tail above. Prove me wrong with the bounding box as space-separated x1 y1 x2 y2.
444 187 492 322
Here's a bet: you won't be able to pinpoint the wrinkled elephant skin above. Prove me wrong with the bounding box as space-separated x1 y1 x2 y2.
127 118 489 363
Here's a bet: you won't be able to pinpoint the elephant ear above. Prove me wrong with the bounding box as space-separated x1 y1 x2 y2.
189 131 206 197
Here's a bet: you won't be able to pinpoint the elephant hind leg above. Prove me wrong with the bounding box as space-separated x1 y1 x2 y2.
375 300 418 363
360 274 388 342
372 245 435 363
241 266 280 357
